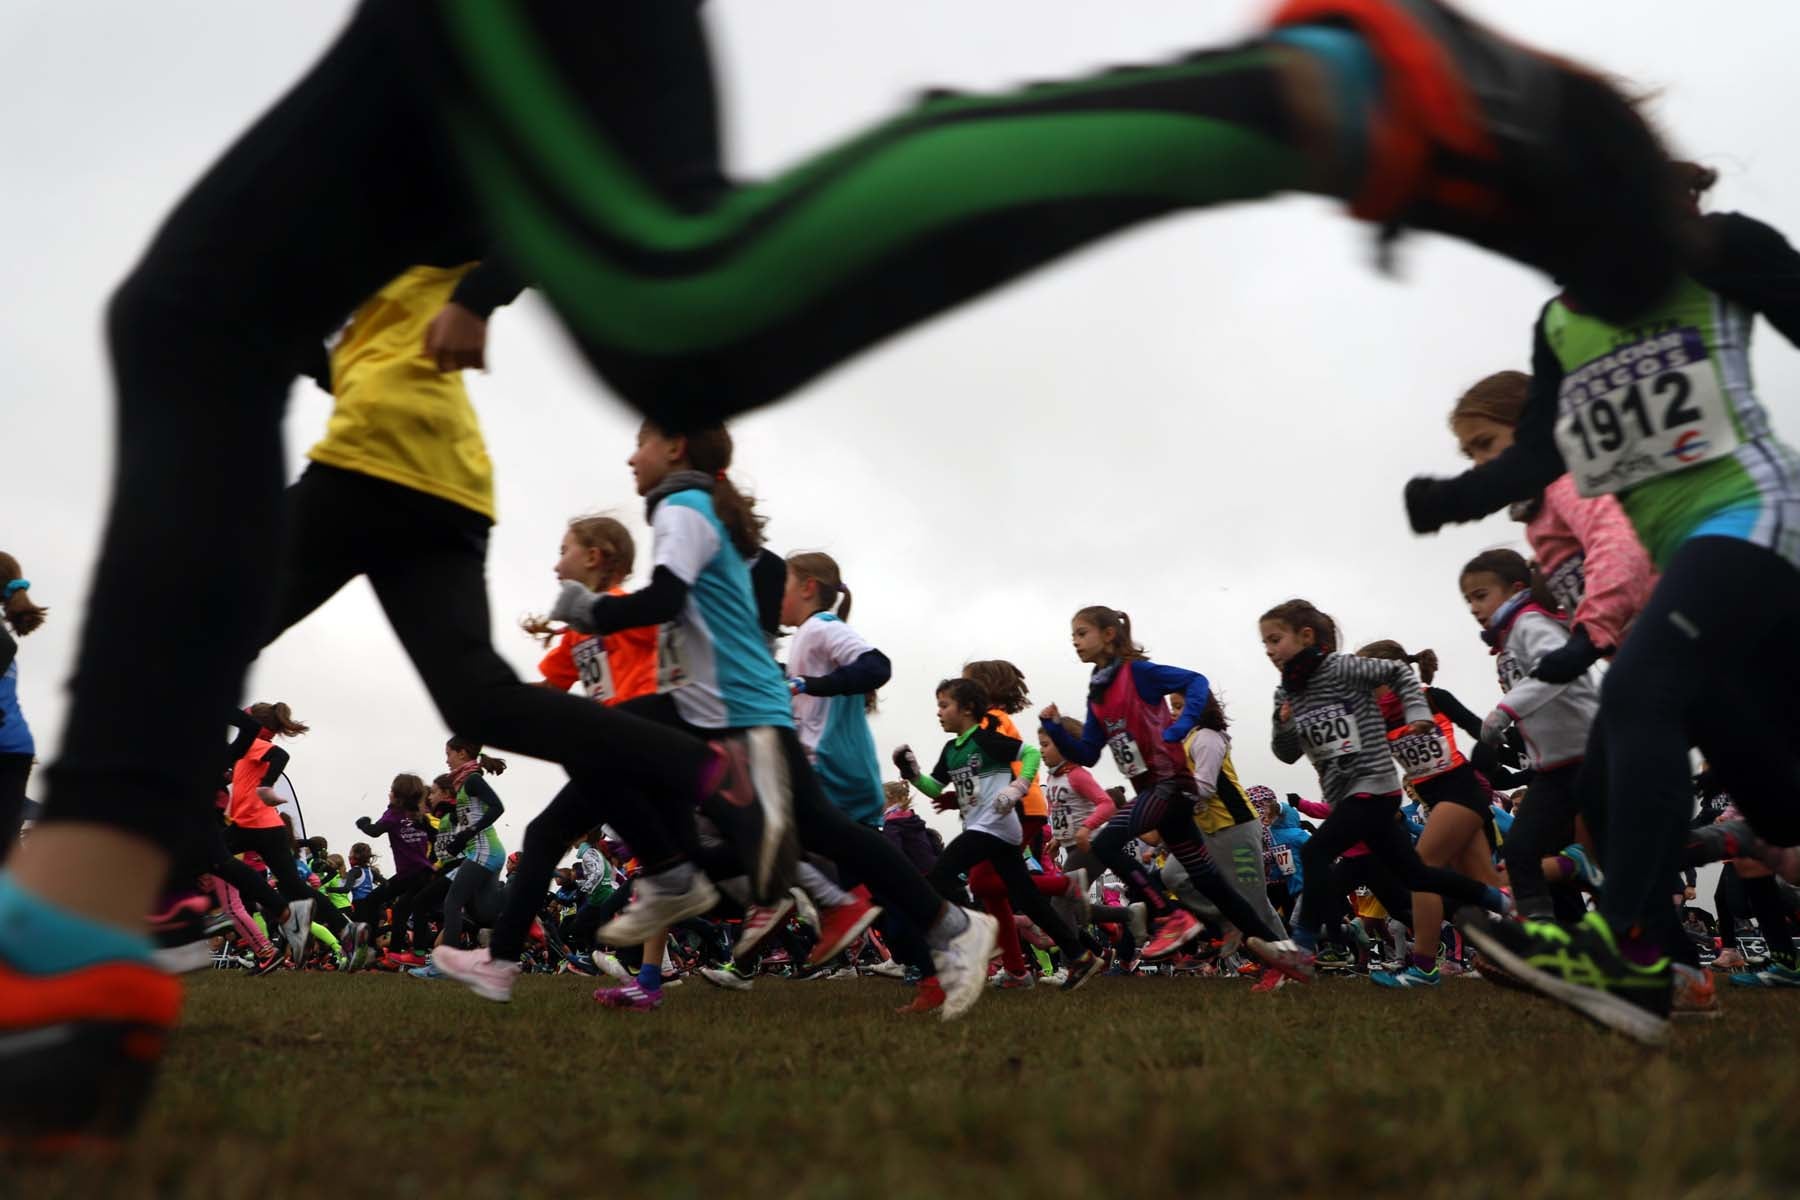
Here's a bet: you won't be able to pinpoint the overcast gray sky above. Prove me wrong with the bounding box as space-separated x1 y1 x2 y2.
5 2 1796 860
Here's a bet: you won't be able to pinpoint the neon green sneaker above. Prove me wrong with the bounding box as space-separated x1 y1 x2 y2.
1455 910 1670 1047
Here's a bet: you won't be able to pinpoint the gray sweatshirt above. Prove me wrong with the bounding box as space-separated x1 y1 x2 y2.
1272 654 1430 805
1490 604 1599 771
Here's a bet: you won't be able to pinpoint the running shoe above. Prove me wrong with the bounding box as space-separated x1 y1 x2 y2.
1728 960 1800 988
595 952 633 983
1711 947 1748 972
989 970 1034 990
1250 967 1286 994
1141 910 1201 961
1245 937 1316 983
1218 929 1244 962
340 922 372 973
248 944 285 977
387 951 427 969
594 982 663 1011
432 946 522 1003
699 962 753 992
1371 964 1441 989
732 897 795 959
806 894 883 966
1561 844 1605 891
698 731 799 906
1043 968 1069 987
277 899 313 963
1673 964 1721 1019
1455 909 1670 1047
897 976 946 1016
150 941 215 976
0 956 183 1153
930 910 999 1022
560 953 599 977
1060 952 1102 993
1688 819 1800 884
789 887 820 932
1314 944 1354 973
866 958 907 979
597 868 720 946
407 960 445 980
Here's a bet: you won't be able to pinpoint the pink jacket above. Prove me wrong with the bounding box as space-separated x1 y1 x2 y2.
1525 476 1657 652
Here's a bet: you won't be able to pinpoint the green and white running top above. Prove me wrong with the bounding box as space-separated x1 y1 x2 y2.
1539 213 1800 571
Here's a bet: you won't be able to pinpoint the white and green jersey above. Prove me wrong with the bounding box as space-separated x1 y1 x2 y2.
1543 213 1800 571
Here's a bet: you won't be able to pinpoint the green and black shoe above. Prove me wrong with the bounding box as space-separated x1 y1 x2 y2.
1455 910 1671 1047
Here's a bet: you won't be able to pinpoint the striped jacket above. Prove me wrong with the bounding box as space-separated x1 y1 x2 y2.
1272 654 1429 805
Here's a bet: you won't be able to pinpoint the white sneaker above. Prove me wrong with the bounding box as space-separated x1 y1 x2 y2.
700 964 753 992
597 869 720 946
279 899 314 962
1044 968 1069 987
595 952 633 982
867 958 906 979
931 910 999 1022
152 940 215 975
733 897 796 959
433 946 521 1002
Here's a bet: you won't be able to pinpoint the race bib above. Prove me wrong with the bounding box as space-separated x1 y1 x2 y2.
949 765 979 812
572 637 616 703
1296 703 1360 764
1389 730 1455 781
655 623 688 692
1544 554 1585 616
1107 731 1146 778
1050 805 1074 841
1272 844 1295 878
1496 649 1526 693
1554 326 1738 497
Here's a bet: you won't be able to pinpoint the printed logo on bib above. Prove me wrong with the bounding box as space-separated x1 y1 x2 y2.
654 623 688 692
1389 729 1454 781
949 764 979 812
572 637 616 703
1105 724 1146 778
1496 649 1526 692
1555 326 1738 497
1296 703 1360 764
1544 554 1586 616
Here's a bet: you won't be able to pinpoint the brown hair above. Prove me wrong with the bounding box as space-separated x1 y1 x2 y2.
962 660 1028 715
1450 370 1530 432
247 701 309 738
390 773 427 813
1460 549 1560 614
882 780 911 809
1357 639 1439 685
521 515 636 645
0 553 47 636
786 551 851 621
445 736 507 776
1259 599 1339 653
935 677 988 716
662 423 767 558
1186 693 1229 733
1072 606 1145 664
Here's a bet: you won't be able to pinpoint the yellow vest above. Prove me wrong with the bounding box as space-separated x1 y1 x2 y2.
308 264 495 520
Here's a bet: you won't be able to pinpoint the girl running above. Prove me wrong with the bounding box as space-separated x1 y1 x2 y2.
529 515 658 708
898 678 1102 991
438 424 997 1017
1356 641 1507 989
0 553 44 859
1262 599 1508 971
1042 606 1304 975
1039 722 1139 949
432 739 508 956
354 775 437 966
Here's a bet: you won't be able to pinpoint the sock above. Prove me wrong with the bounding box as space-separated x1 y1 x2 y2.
1549 854 1576 882
313 924 341 955
0 871 155 974
1410 952 1436 973
1032 946 1055 975
925 904 970 948
637 962 663 992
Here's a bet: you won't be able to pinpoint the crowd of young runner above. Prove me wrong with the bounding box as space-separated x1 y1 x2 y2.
4 0 1799 1154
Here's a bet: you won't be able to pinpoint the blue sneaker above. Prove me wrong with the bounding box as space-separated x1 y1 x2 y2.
1370 964 1441 989
1730 960 1800 988
1562 844 1605 890
407 959 444 980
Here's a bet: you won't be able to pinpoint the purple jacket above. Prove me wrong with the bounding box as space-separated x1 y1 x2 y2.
882 807 938 875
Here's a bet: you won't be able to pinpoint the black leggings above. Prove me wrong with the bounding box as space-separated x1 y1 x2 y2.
1322 854 1414 933
224 823 347 937
36 3 1311 846
178 818 289 931
356 869 435 954
0 752 29 862
1502 762 1584 921
1586 537 1800 949
928 830 1083 961
1091 779 1282 943
1295 793 1490 940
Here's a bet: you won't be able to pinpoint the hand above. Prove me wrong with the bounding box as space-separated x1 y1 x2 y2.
787 677 807 695
1531 625 1602 684
1683 885 1698 902
257 786 283 808
931 794 957 814
1278 701 1292 723
1404 476 1455 535
423 301 489 372
1480 708 1514 748
447 832 473 855
1406 719 1435 736
995 778 1028 814
548 579 602 633
1039 703 1060 724
891 745 921 780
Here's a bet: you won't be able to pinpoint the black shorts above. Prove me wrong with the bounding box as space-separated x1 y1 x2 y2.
1414 765 1498 850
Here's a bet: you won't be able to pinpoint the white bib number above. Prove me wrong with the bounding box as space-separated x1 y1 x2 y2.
1272 844 1295 878
1554 327 1738 497
1050 804 1073 841
1296 703 1360 764
1390 730 1454 781
572 637 616 703
950 765 978 812
1107 731 1146 778
655 623 688 692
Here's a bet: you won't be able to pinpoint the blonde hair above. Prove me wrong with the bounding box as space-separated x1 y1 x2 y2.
786 551 850 620
522 514 637 645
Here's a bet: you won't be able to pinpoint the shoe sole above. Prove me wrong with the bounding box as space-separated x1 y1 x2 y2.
806 905 883 968
938 913 999 1023
1458 920 1668 1048
699 969 752 993
598 876 721 946
1060 959 1102 993
731 898 796 960
1245 938 1315 983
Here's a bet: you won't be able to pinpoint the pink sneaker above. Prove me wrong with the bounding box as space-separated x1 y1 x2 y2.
594 982 664 1011
433 946 521 1002
1141 910 1201 961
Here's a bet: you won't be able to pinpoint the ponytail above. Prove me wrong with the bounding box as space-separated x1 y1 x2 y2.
446 735 507 776
478 753 508 776
1356 640 1438 684
0 553 46 636
1072 606 1146 664
681 426 766 558
1460 549 1562 616
786 551 852 621
248 701 309 738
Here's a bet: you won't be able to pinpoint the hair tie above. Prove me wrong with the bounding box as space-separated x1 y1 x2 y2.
3 579 29 599
714 470 726 482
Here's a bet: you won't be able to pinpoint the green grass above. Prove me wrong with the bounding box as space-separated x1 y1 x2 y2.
13 971 1800 1199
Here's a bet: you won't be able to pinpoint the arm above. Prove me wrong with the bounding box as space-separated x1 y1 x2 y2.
448 258 528 319
1693 212 1800 348
1427 687 1483 743
223 709 261 764
1335 656 1431 725
1041 709 1105 768
460 775 505 834
798 649 891 697
1493 616 1580 723
1131 661 1211 741
1271 691 1302 764
1183 730 1228 800
587 567 690 635
259 746 290 789
1017 742 1042 785
356 814 384 838
537 634 579 692
1066 765 1111 809
1548 485 1655 654
1405 313 1567 531
1290 794 1333 820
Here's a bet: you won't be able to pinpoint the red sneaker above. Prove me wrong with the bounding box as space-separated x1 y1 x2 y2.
388 951 427 968
1141 910 1201 961
897 976 946 1015
805 893 883 966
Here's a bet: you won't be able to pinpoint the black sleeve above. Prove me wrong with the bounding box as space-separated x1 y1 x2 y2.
974 727 1023 763
299 340 333 394
749 551 786 644
1428 687 1484 743
1426 309 1568 522
461 775 505 833
355 816 378 837
259 746 290 789
0 626 15 677
224 709 261 767
1692 212 1800 348
801 649 891 697
589 565 689 635
449 258 529 319
928 745 952 787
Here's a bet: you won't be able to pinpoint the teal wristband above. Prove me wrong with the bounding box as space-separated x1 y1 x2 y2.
2 580 27 599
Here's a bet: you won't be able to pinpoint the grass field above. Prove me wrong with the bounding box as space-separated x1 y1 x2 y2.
10 970 1798 1200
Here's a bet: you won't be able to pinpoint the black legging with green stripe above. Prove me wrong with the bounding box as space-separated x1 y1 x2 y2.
39 1 1312 846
